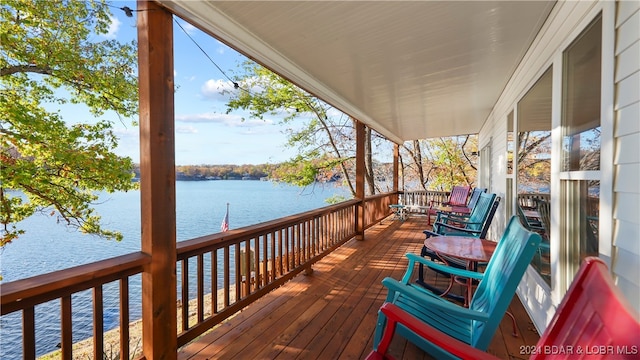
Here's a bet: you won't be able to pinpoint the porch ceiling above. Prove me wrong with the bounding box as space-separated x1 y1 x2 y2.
159 1 555 144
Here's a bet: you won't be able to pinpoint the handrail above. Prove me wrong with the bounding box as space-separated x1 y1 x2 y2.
177 199 360 257
0 195 399 359
1 252 150 315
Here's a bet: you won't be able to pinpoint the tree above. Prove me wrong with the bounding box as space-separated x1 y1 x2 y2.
517 131 551 192
225 61 370 197
1 0 139 246
400 135 478 191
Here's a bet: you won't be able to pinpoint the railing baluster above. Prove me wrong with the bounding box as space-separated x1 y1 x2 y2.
305 220 310 260
235 243 241 301
197 254 204 323
224 246 230 307
181 259 189 331
23 307 35 360
297 223 302 266
262 234 267 285
285 227 291 272
277 229 284 276
212 250 218 314
269 231 275 282
61 295 72 360
252 238 259 290
93 286 104 359
120 278 130 360
243 240 251 296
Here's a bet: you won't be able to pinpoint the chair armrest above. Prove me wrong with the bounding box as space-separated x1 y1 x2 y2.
438 218 482 227
405 253 484 281
423 229 439 238
437 222 482 235
437 212 470 221
371 303 498 360
382 277 489 321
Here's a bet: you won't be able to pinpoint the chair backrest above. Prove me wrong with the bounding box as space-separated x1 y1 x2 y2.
469 216 542 349
536 199 550 239
464 192 497 232
516 204 539 230
532 257 640 359
467 188 487 210
447 185 471 207
478 196 500 239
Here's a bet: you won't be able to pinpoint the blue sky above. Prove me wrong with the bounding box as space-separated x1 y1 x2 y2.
71 1 303 165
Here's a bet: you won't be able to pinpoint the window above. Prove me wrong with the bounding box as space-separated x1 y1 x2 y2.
561 15 601 275
506 111 514 220
517 67 552 284
479 140 492 190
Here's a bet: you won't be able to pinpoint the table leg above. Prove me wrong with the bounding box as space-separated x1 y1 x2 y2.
435 252 455 299
465 261 473 307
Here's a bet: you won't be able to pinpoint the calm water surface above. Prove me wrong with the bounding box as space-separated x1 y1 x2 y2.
0 180 349 358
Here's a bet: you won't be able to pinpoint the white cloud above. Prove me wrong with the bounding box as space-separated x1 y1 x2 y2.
104 15 121 39
176 125 199 134
175 112 273 128
183 22 197 35
201 79 238 101
113 127 138 138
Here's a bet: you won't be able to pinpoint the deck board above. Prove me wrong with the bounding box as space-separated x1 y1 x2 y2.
178 215 539 360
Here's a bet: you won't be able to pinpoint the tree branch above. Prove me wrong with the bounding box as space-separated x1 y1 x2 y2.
0 65 54 77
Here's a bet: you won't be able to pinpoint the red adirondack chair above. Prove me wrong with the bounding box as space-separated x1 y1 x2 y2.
427 185 470 225
367 257 640 360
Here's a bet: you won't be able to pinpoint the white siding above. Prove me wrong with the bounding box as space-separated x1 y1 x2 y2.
613 0 640 311
480 0 640 330
479 114 508 238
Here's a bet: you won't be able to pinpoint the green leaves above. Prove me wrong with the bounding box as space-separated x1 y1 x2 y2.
1 0 138 245
226 61 358 195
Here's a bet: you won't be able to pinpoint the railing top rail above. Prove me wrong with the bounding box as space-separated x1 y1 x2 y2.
177 199 360 258
1 252 150 315
365 192 397 200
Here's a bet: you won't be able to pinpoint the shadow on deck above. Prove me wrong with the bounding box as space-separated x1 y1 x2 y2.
178 215 539 360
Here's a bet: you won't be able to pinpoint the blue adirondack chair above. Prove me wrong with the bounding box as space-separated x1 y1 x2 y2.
447 187 487 215
373 216 542 359
425 192 498 238
417 194 500 290
368 257 640 360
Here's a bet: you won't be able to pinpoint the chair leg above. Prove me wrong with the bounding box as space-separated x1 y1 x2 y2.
506 311 518 337
418 245 427 284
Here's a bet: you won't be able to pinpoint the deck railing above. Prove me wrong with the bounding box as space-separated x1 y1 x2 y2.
175 199 361 347
0 252 151 359
401 190 450 214
517 192 551 210
0 193 397 359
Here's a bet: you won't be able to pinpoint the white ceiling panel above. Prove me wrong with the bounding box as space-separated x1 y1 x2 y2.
160 1 556 143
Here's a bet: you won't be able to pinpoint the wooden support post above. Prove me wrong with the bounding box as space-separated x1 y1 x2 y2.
393 143 399 202
137 1 177 359
355 120 365 240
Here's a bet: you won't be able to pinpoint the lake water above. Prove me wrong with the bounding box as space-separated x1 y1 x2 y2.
0 180 349 358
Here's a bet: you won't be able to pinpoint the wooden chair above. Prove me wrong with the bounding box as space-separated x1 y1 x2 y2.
368 257 640 360
373 217 542 359
536 199 551 239
418 195 500 291
449 187 486 215
517 204 545 234
427 185 471 225
424 193 499 239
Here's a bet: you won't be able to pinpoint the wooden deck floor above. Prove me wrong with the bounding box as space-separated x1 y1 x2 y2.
178 215 540 360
